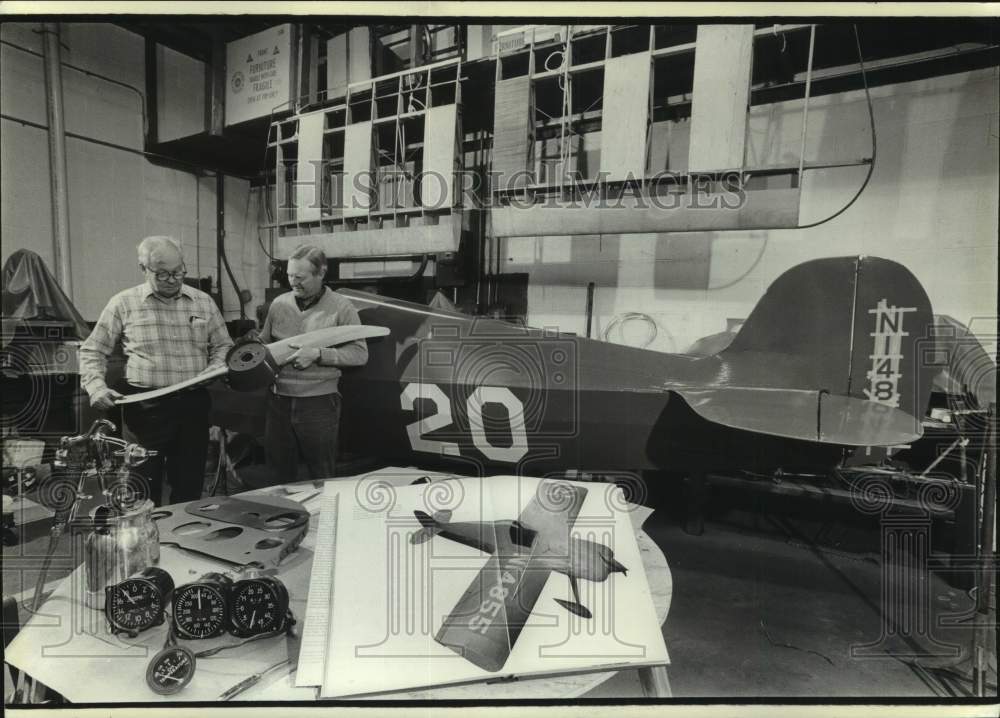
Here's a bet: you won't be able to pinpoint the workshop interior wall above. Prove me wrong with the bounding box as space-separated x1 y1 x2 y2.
508 67 999 353
0 22 266 322
2 23 996 346
155 44 207 143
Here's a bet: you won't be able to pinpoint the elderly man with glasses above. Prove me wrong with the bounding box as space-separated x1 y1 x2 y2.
80 235 233 505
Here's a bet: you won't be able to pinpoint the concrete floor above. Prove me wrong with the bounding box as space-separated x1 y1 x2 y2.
584 495 995 700
4 472 997 703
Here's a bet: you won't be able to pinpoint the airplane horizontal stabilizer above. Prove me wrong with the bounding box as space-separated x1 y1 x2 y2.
554 598 592 619
672 386 922 446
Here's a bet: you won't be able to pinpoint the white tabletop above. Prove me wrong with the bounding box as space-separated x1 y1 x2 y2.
4 468 671 703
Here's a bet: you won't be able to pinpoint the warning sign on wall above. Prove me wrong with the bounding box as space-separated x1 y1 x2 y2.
225 24 293 126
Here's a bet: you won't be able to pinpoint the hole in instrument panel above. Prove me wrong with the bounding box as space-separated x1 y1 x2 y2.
204 526 243 541
255 538 284 550
150 510 172 521
264 513 300 529
243 512 261 518
173 521 211 535
199 503 221 512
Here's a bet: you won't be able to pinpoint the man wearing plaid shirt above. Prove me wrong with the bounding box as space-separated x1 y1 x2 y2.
80 236 233 505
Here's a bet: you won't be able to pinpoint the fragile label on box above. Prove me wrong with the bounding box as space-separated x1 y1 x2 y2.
226 24 293 126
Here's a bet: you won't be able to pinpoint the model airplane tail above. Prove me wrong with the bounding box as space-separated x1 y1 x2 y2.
687 255 936 446
410 509 451 544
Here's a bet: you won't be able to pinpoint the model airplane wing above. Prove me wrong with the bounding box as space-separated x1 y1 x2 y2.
516 481 588 536
116 324 390 405
433 483 587 672
435 547 550 673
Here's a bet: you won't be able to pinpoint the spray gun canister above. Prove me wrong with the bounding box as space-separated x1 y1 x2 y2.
83 499 160 609
82 441 161 610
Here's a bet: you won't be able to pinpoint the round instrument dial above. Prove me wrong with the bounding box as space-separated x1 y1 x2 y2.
105 567 173 637
172 577 229 639
230 576 289 637
146 645 196 695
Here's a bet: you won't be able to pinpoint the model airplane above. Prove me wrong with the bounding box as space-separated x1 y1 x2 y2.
335 255 937 477
411 481 624 672
116 324 390 404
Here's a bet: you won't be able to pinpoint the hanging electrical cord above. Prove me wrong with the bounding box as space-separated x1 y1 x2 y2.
255 189 276 261
602 312 659 349
543 48 564 73
796 24 877 230
405 71 426 112
559 41 572 179
539 35 575 183
708 24 874 291
707 236 770 291
219 236 247 320
216 174 250 321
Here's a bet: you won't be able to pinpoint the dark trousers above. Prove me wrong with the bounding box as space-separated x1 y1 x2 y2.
120 385 210 506
265 392 341 483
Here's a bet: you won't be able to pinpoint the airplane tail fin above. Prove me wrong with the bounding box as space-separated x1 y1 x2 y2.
683 256 936 446
411 510 449 544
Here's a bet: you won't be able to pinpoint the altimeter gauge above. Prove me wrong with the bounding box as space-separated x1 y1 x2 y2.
104 566 174 637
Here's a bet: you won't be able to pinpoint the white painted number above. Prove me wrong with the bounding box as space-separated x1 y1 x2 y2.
864 299 917 409
400 383 460 457
401 383 529 463
468 386 529 463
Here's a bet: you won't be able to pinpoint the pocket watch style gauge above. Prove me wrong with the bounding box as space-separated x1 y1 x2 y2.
229 575 291 637
146 645 196 695
105 566 174 637
171 572 231 639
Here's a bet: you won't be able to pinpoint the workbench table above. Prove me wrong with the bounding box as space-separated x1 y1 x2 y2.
4 467 671 703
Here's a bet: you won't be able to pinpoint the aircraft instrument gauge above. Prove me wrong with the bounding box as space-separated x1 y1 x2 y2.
172 572 231 639
229 575 291 637
146 645 196 695
105 566 174 637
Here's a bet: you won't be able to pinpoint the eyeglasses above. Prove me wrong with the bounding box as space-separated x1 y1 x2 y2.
144 266 187 282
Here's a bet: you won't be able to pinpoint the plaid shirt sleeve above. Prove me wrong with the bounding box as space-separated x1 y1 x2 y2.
79 294 124 397
205 300 234 370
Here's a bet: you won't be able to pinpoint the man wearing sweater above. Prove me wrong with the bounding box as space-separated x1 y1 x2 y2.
258 245 369 481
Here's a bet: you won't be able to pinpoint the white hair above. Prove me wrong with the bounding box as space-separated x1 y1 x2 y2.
137 236 184 266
